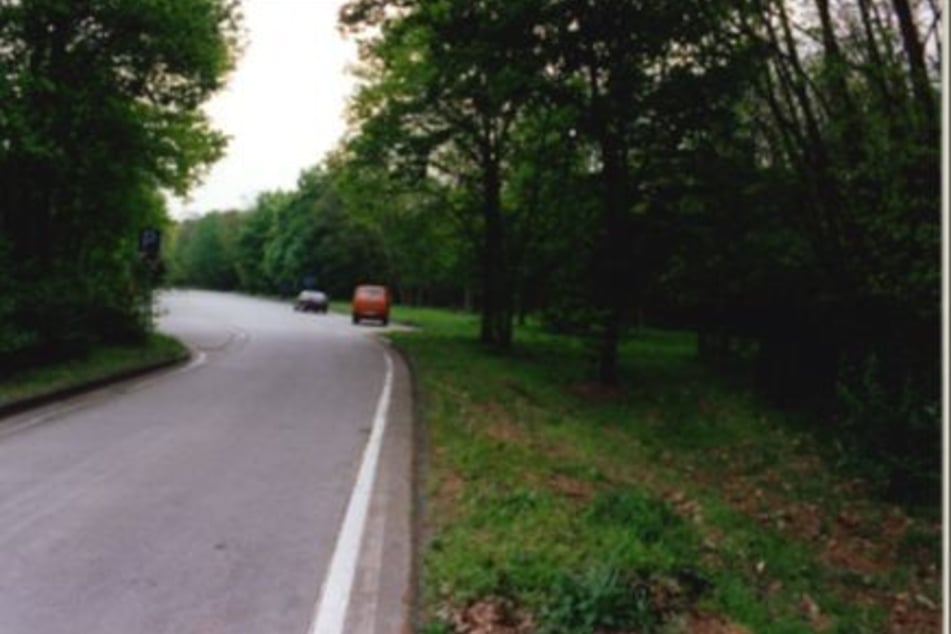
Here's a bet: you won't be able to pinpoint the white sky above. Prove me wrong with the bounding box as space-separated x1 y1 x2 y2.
167 0 358 219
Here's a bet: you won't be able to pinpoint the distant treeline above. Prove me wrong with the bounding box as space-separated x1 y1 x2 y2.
166 164 468 304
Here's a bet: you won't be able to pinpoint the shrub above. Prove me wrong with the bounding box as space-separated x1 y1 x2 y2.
836 354 941 503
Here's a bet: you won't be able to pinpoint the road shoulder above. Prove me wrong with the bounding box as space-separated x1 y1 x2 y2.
0 335 190 420
343 342 417 634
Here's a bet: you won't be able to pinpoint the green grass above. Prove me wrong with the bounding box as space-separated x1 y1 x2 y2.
0 333 189 406
388 306 940 633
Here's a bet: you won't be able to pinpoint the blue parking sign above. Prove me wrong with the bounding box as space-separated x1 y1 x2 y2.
140 228 161 258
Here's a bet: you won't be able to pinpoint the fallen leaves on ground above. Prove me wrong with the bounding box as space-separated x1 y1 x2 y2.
684 443 942 634
676 611 752 634
448 598 534 634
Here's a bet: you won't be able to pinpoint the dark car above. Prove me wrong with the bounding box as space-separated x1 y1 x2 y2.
294 290 329 313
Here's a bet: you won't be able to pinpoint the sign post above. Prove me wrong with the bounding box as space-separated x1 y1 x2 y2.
139 227 161 261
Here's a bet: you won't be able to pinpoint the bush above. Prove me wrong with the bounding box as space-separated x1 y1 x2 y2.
540 566 658 634
0 251 153 376
836 354 941 503
0 287 40 374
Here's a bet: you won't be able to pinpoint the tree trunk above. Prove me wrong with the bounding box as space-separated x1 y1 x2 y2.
815 0 856 115
814 0 862 155
891 0 936 128
463 286 473 312
760 4 854 291
598 307 621 385
856 0 894 108
478 149 512 349
595 127 626 386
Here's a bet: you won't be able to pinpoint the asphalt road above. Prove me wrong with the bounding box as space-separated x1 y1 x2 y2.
0 290 413 634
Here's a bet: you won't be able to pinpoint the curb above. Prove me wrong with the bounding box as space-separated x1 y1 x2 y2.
0 351 191 421
385 341 425 634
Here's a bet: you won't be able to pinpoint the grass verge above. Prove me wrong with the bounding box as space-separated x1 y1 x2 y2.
0 333 189 409
386 305 942 634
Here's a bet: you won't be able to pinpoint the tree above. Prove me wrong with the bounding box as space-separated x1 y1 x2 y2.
330 148 469 307
341 0 548 349
0 0 240 369
168 211 241 290
234 192 288 294
166 164 392 300
259 166 389 298
738 0 942 496
542 0 758 384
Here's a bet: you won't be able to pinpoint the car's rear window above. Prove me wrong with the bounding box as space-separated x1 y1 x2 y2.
357 286 385 298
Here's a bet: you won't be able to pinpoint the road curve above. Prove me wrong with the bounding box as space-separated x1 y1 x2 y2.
0 290 411 634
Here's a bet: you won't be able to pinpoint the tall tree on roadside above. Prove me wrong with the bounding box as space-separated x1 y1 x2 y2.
329 151 467 307
168 211 241 290
739 0 941 495
340 0 547 349
742 0 940 388
545 0 757 384
233 191 291 294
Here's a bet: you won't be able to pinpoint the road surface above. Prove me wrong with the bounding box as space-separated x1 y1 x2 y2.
0 290 414 634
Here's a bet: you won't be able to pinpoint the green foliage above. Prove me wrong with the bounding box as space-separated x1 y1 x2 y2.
835 355 941 502
586 491 684 543
0 0 239 370
539 567 659 634
726 0 942 423
168 211 240 290
330 155 469 305
233 196 280 293
166 165 394 299
343 0 559 347
1 242 155 374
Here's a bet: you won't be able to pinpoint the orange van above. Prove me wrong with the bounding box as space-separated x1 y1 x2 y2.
351 284 390 325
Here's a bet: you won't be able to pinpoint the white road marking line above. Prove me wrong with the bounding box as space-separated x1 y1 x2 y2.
0 401 92 441
125 349 208 393
309 349 394 634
